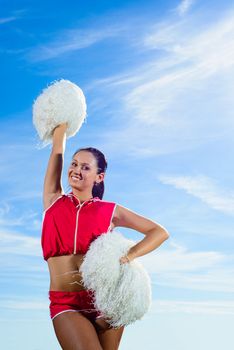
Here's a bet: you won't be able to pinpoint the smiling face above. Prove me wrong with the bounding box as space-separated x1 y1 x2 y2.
68 151 105 194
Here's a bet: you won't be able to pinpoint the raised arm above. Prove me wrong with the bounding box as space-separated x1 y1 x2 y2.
43 122 68 211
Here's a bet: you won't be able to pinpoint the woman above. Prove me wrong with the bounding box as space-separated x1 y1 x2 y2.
41 122 169 350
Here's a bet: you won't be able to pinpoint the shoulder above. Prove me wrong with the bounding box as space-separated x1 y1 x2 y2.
95 199 117 217
96 199 116 205
109 203 134 227
96 199 116 209
43 193 69 215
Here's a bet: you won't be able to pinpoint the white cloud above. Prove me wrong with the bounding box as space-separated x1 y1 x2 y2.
125 12 234 125
149 299 234 315
1 295 234 316
0 210 42 228
0 197 42 231
26 24 126 62
0 9 28 25
0 298 48 310
0 190 42 202
152 269 234 293
0 202 10 216
0 16 17 24
157 174 234 215
138 240 234 293
138 239 226 273
85 10 234 157
0 230 41 257
175 0 195 16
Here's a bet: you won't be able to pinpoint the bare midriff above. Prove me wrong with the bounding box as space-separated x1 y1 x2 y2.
47 254 87 292
46 219 116 292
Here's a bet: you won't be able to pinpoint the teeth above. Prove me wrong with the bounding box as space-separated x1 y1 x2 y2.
71 176 82 181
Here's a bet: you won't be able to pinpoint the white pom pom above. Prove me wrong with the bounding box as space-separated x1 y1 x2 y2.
32 79 87 148
79 231 152 328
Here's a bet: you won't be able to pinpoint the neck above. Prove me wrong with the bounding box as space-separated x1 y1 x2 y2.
70 190 93 203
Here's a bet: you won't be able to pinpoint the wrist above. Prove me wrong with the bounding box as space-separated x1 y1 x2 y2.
126 250 136 261
53 124 67 134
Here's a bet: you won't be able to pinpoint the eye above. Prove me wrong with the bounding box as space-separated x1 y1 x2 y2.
71 162 90 170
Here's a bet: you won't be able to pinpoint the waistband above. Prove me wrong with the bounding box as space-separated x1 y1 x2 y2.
49 289 95 298
49 290 93 294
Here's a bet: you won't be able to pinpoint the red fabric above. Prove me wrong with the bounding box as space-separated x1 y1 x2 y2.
41 192 116 261
49 290 103 321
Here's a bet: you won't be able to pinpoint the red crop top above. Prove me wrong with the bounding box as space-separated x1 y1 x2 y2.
41 191 117 261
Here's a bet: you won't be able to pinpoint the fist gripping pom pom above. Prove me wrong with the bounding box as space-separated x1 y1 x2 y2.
32 79 87 148
79 231 152 329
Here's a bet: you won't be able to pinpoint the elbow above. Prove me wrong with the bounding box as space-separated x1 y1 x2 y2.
160 227 170 240
148 225 170 240
156 223 170 240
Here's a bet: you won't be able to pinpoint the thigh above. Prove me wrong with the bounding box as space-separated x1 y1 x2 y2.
52 311 103 350
94 318 125 350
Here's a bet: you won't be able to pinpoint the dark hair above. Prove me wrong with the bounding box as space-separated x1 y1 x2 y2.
67 147 108 200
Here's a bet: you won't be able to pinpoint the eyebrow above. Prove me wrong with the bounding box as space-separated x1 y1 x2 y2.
71 159 90 166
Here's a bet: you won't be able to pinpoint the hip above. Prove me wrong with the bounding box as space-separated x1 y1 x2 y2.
48 289 103 321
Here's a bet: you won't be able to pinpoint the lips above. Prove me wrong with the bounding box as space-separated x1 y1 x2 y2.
71 175 82 181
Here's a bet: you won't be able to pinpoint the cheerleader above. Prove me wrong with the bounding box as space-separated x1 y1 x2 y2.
41 122 169 350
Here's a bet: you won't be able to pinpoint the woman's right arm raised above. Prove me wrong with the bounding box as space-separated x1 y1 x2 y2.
43 122 68 211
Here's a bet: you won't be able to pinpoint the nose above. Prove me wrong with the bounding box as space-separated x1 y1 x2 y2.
73 167 82 176
69 164 79 173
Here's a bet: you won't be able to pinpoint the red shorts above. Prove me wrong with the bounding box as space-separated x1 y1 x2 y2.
49 290 104 322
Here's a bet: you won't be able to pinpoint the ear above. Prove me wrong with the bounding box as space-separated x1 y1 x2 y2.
97 172 105 183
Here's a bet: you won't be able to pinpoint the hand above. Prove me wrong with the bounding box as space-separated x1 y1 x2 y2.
52 122 68 136
119 254 132 265
59 122 68 129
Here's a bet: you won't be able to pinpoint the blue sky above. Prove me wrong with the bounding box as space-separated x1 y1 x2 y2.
1 0 234 349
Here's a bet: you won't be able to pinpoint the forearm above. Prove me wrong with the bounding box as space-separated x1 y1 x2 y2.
52 123 67 153
127 227 169 260
43 123 68 194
